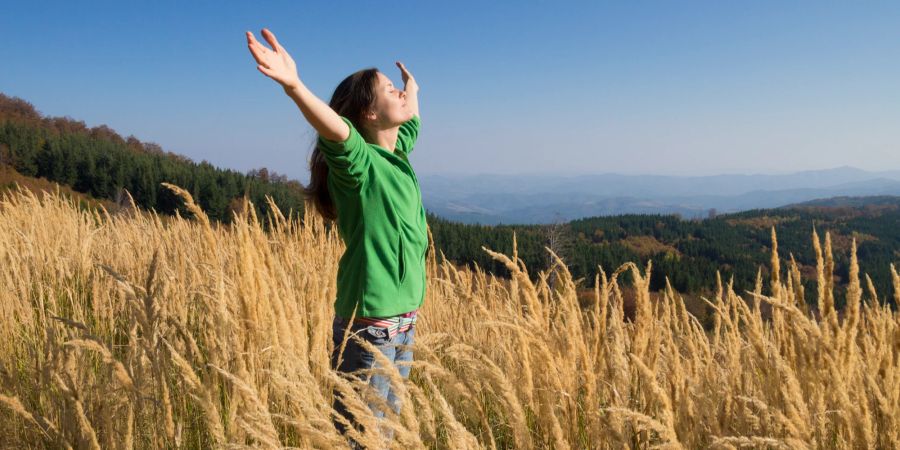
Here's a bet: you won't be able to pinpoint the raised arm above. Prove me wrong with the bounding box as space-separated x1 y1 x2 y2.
395 61 419 118
246 29 349 142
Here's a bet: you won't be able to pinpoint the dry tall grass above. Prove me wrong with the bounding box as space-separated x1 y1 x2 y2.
0 186 897 449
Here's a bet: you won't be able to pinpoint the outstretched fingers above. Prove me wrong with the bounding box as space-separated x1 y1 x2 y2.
246 31 270 66
396 61 416 88
261 28 283 53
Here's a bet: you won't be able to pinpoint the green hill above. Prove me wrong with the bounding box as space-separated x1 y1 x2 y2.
0 93 306 223
428 198 900 310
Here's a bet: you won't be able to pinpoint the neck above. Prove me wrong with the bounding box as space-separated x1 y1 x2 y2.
366 126 400 153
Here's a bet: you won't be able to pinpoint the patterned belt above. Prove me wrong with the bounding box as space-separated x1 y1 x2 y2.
336 309 418 340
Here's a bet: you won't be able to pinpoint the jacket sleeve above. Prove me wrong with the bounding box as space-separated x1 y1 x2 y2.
395 114 420 156
316 116 371 189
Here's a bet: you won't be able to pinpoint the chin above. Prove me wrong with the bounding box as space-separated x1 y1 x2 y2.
394 113 413 126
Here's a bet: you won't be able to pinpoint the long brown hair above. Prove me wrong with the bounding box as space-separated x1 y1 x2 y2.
304 68 379 221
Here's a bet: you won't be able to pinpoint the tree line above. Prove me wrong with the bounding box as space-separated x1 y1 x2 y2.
428 204 900 308
0 93 305 223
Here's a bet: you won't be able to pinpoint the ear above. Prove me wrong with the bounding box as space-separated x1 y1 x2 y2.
363 109 377 122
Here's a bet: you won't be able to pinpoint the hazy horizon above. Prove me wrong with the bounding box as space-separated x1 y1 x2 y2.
3 1 899 183
413 165 894 178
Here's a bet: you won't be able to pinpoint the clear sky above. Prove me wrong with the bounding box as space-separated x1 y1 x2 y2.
2 1 899 184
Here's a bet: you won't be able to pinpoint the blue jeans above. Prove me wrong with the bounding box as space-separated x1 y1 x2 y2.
330 316 415 443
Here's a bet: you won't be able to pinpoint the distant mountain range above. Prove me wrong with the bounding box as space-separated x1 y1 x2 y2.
419 167 900 224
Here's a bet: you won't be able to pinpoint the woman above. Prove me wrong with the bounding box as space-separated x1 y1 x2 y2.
245 28 427 442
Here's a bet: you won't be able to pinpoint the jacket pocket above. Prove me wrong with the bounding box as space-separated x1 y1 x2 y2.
397 230 407 285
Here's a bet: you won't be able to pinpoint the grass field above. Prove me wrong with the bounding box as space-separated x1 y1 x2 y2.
0 185 897 449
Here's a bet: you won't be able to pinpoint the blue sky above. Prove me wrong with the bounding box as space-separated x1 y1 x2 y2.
2 1 899 184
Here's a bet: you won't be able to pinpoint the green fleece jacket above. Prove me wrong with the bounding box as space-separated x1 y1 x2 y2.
317 115 427 318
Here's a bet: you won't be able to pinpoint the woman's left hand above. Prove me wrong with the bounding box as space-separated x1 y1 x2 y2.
395 61 418 93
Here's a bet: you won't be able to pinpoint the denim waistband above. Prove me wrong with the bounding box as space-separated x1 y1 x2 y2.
334 309 418 339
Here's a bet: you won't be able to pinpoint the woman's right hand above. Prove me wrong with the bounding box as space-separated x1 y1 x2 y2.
246 28 301 90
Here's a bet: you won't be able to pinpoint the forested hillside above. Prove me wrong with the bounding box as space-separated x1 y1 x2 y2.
429 199 900 307
0 93 305 222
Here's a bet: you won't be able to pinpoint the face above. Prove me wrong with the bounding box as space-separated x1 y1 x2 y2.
367 71 412 128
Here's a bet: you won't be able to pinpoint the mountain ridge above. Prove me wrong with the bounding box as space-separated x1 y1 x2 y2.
420 168 900 224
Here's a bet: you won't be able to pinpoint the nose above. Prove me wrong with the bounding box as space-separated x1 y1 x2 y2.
399 90 406 100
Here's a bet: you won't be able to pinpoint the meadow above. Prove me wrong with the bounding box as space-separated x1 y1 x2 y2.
0 185 897 449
